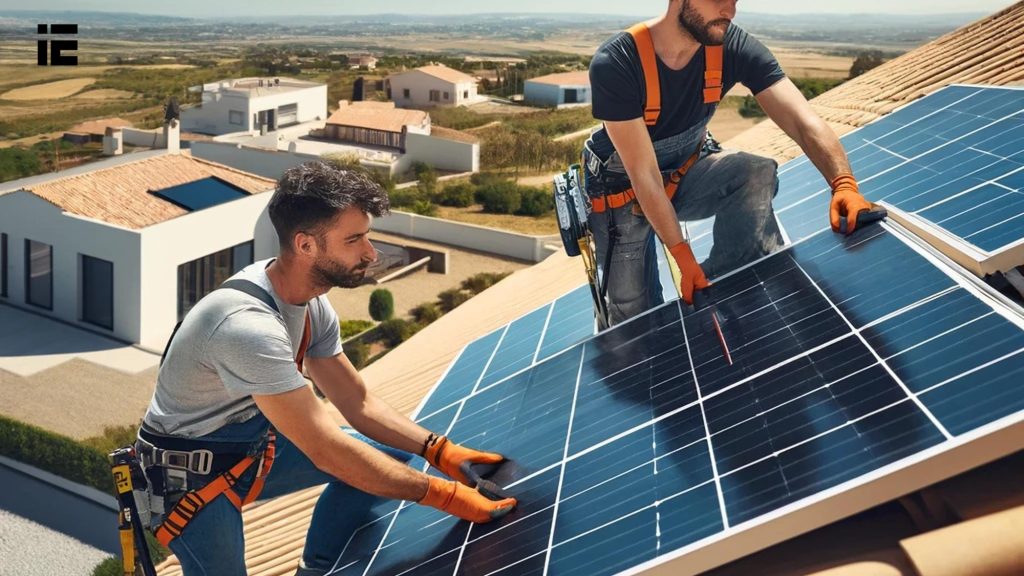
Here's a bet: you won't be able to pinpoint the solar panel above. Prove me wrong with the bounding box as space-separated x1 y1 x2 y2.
774 85 1024 258
149 176 249 211
327 222 1024 576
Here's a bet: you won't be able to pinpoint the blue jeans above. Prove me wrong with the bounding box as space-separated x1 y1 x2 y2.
164 424 412 576
585 146 784 325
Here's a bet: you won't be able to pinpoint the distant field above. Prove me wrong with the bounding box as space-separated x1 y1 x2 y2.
2 78 97 100
73 88 137 99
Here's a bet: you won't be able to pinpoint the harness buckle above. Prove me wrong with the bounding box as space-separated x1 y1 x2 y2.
159 448 214 475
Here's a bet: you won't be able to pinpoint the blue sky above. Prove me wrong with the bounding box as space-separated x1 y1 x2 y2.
11 0 1016 17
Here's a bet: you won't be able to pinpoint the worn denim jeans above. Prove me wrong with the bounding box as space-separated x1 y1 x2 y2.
585 144 784 326
162 421 411 576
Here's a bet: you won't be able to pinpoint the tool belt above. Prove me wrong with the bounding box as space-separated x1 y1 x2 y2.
139 427 277 546
590 137 705 214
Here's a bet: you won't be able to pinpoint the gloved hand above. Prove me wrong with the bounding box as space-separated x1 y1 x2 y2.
418 475 517 523
668 242 710 306
422 434 505 487
829 174 873 234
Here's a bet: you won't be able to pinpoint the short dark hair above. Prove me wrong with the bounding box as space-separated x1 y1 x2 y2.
268 160 390 251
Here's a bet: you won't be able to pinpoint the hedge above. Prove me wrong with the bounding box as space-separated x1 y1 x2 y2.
0 414 112 494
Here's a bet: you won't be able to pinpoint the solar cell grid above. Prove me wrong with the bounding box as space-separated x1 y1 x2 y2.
329 221 1024 576
774 85 1024 256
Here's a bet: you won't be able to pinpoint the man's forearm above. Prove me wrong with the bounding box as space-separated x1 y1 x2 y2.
345 394 431 456
795 116 852 184
633 169 685 246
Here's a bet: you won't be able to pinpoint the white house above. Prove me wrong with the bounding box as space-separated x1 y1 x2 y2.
524 71 592 107
325 100 430 151
181 77 328 136
0 151 279 351
387 64 486 108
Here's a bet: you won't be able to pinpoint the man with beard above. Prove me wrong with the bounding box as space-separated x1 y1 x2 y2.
138 161 515 576
584 0 873 324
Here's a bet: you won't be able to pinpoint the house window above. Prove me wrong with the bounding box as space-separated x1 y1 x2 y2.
402 88 410 99
25 239 52 310
463 90 469 99
1 233 7 298
429 90 440 102
177 240 254 321
443 91 449 100
81 254 114 330
229 110 243 125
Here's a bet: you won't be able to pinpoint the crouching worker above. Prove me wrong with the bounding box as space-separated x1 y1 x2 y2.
137 161 515 576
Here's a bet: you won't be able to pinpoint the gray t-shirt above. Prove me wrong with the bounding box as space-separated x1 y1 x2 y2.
143 259 343 438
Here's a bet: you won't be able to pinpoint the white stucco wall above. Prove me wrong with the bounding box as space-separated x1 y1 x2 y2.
402 132 479 173
137 191 278 349
0 191 143 343
181 84 327 136
524 81 591 107
389 71 481 108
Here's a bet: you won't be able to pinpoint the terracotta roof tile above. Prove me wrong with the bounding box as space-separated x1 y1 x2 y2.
527 71 590 86
23 153 276 229
326 100 429 133
428 125 479 144
404 64 478 85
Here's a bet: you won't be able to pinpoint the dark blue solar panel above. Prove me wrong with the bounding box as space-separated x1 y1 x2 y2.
331 225 1024 576
479 305 550 387
537 286 595 361
150 176 249 211
775 86 1024 254
417 328 504 416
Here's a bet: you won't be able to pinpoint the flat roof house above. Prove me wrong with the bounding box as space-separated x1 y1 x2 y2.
524 71 592 107
181 77 328 136
387 64 486 108
0 151 278 351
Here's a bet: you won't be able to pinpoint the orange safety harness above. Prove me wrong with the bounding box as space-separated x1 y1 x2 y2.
590 23 723 214
153 312 312 547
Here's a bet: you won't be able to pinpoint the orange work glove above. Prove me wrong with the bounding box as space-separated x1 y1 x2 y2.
422 434 505 487
829 174 873 234
418 475 517 523
668 242 710 306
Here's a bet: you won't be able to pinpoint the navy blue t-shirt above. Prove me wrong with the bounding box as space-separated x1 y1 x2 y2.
590 24 786 143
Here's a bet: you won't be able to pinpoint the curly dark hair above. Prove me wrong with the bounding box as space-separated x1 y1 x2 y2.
269 160 390 252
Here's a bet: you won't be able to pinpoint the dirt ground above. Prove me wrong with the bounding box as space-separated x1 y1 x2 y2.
324 231 531 322
1 78 97 100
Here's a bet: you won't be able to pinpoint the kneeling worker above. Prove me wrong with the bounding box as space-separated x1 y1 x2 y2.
138 161 515 575
585 0 873 325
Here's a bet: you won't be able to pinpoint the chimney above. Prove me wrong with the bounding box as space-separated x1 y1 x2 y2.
164 118 180 153
103 127 123 156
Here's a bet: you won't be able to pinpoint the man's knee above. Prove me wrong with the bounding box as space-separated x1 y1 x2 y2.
744 154 779 200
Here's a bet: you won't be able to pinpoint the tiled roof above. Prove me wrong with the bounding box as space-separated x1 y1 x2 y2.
66 117 133 136
724 3 1024 162
428 125 480 144
527 71 591 86
406 64 478 85
326 100 429 134
18 153 276 229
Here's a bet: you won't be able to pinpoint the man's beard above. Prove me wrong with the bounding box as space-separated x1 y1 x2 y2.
677 0 730 46
312 256 369 289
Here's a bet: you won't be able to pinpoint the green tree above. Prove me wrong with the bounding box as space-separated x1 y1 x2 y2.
368 289 394 321
849 51 885 79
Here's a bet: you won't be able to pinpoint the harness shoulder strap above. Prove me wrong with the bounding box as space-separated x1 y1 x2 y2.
627 23 661 126
625 23 724 124
703 44 723 104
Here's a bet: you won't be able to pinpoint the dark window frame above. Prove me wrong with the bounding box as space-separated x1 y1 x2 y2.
24 238 53 310
402 88 410 98
177 240 255 321
81 254 114 331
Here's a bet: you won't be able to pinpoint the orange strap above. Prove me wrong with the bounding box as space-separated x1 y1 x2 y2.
627 23 661 126
153 310 311 546
154 432 277 546
704 45 723 104
626 24 724 124
591 139 704 214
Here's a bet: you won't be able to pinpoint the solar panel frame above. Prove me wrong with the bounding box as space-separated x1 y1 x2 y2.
773 84 1024 275
330 220 1024 576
